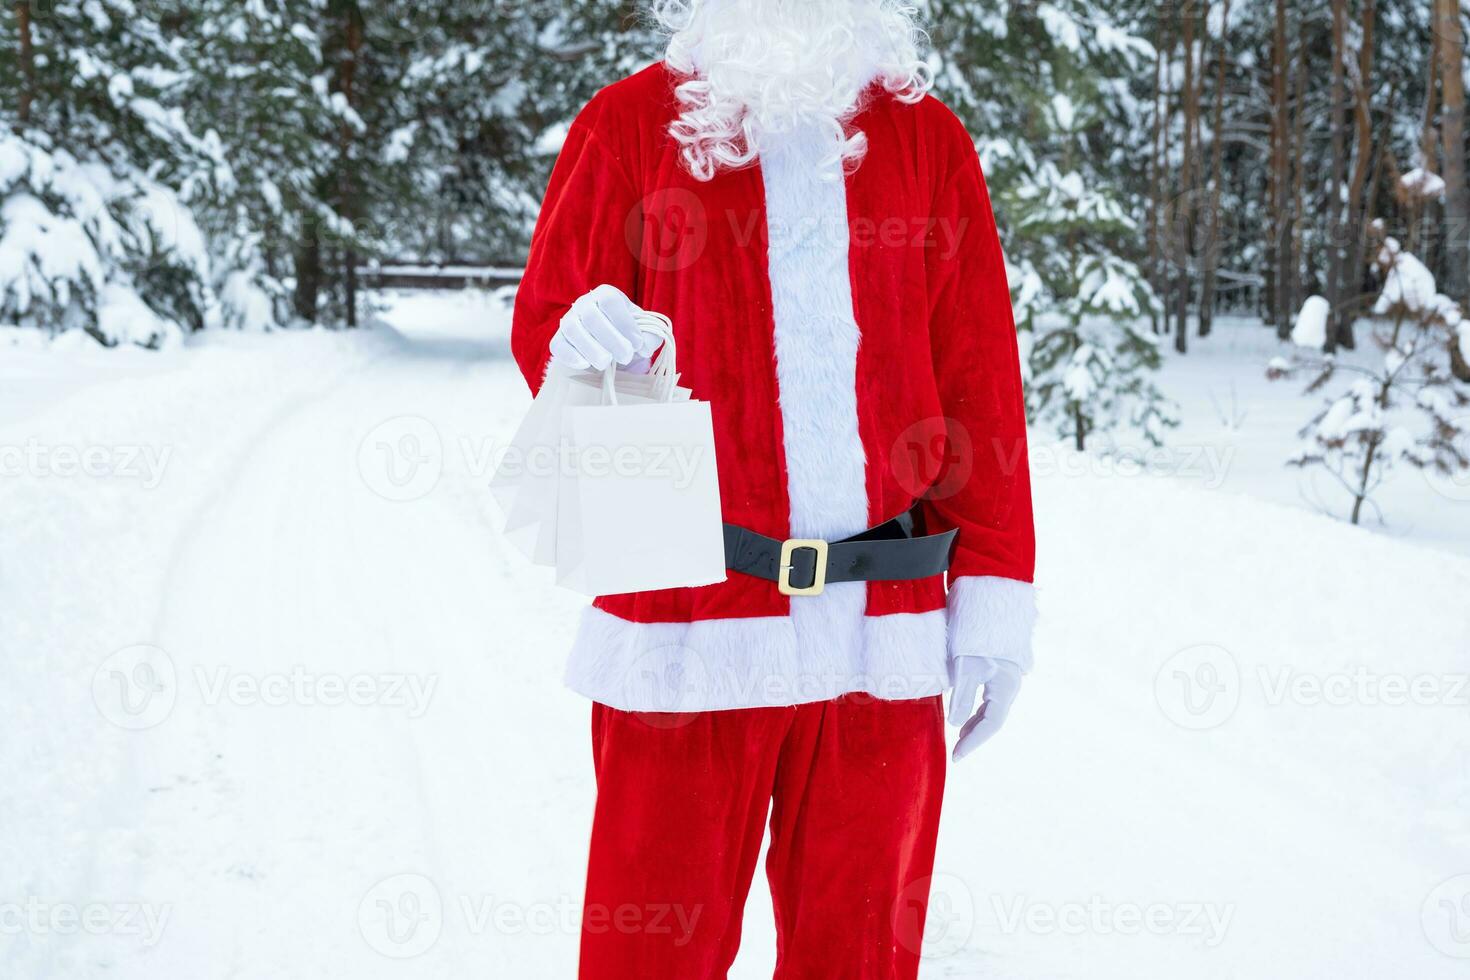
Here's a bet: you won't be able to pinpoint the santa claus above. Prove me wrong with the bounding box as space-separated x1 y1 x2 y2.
511 0 1035 975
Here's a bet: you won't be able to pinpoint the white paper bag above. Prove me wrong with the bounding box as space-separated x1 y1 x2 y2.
488 361 577 563
554 317 725 595
489 334 687 565
555 392 726 595
490 311 726 596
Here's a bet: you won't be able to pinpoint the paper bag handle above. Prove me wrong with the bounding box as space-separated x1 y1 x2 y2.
601 310 677 406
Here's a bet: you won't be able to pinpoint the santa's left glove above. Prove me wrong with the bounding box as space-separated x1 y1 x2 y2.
948 657 1022 761
944 576 1036 762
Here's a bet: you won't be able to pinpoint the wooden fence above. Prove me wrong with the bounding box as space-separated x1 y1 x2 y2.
355 261 525 291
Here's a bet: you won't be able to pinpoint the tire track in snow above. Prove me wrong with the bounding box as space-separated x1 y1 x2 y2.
132 348 461 975
40 340 401 979
121 334 589 976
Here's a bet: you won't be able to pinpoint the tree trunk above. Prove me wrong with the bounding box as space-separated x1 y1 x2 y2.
1335 0 1377 351
1323 0 1350 353
1269 0 1290 338
1148 14 1168 331
1449 333 1470 382
336 3 364 328
1160 7 1181 338
1436 0 1470 304
1200 0 1231 338
1175 0 1200 355
1349 482 1368 525
15 1 34 124
1360 141 1386 289
344 250 359 328
293 219 322 323
1074 404 1086 452
1407 47 1440 257
1289 18 1308 329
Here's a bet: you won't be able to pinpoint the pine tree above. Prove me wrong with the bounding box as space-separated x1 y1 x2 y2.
928 0 1175 449
167 0 334 330
364 0 655 265
169 0 653 325
0 0 234 344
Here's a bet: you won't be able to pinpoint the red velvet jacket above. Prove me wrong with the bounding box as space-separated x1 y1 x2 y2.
512 62 1034 630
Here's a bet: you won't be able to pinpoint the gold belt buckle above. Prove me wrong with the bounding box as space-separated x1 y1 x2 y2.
778 539 828 596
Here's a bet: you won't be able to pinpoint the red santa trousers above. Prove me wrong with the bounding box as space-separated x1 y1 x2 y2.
579 693 947 979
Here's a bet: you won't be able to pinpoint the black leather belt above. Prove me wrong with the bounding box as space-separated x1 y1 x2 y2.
723 508 956 596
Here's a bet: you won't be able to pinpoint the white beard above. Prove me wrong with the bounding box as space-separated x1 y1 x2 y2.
655 0 931 180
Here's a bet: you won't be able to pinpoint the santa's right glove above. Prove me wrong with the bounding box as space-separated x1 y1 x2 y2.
549 284 661 373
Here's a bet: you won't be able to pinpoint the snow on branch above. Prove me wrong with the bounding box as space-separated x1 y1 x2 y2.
1270 241 1470 525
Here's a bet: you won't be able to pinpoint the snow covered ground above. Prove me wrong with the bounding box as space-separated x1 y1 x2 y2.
2 295 1468 978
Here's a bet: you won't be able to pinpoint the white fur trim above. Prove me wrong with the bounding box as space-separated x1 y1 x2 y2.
946 576 1037 672
761 125 873 673
565 605 949 711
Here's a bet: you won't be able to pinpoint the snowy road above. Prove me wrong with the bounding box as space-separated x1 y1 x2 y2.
3 300 1469 977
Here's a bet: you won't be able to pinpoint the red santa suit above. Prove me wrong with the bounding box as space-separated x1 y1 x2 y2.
512 61 1034 979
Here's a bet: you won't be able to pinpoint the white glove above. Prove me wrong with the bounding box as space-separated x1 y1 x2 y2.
549 284 661 372
947 657 1022 762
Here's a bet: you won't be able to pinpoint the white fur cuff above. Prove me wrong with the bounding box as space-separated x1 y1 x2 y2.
946 576 1038 673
